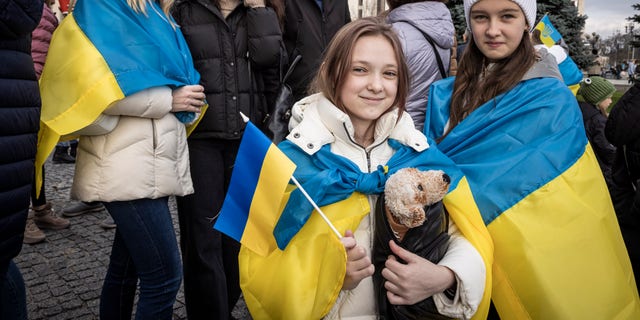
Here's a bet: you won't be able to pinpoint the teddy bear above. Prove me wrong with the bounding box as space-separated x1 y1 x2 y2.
383 167 450 241
372 167 453 319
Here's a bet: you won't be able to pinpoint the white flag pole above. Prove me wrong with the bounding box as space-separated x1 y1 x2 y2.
239 112 343 240
290 176 343 240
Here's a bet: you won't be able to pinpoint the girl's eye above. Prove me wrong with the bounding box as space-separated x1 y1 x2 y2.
502 14 516 19
383 70 397 78
472 14 487 21
353 67 366 73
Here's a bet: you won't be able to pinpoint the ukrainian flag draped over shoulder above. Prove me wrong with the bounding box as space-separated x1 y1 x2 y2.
36 0 203 193
425 76 640 319
240 138 493 319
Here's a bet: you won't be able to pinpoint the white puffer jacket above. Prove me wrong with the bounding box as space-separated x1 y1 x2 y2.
71 86 193 202
288 94 486 320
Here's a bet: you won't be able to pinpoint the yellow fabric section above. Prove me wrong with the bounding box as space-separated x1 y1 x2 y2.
239 192 369 319
568 83 579 96
488 145 640 319
443 177 493 320
35 15 122 195
242 144 296 256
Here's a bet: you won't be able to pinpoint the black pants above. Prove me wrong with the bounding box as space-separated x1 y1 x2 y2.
176 138 241 320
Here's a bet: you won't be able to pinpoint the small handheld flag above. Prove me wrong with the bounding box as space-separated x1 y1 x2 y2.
214 113 341 256
214 120 296 256
534 15 562 47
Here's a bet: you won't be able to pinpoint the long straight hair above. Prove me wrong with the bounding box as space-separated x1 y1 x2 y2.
311 17 410 118
442 30 536 139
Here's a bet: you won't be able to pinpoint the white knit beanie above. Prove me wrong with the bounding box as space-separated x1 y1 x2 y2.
464 0 537 31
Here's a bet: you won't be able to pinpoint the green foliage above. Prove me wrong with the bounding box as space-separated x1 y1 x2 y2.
446 0 591 69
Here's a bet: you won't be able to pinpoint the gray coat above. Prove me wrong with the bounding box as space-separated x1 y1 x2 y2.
387 2 454 131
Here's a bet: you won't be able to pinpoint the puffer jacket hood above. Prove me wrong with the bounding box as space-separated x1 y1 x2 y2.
387 2 455 51
387 1 454 131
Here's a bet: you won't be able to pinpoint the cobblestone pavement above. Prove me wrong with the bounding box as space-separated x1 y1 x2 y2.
14 159 251 319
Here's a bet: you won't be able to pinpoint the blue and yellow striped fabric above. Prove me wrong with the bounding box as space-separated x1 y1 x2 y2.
425 76 640 319
214 121 296 256
534 15 562 48
36 0 202 194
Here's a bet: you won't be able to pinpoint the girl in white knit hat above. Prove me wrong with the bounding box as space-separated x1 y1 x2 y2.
422 0 640 318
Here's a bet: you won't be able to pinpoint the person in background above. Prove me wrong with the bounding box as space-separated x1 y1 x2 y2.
0 0 43 318
587 49 604 77
283 0 351 104
172 0 284 318
38 0 205 317
385 0 455 131
577 76 617 195
606 81 640 293
423 0 639 318
25 1 71 245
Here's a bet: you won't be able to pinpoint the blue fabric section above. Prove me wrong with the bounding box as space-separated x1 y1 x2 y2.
215 122 270 241
273 139 463 249
424 76 587 225
72 0 200 123
558 57 583 86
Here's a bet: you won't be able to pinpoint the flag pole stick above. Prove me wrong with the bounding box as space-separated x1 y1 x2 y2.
239 111 342 240
290 176 343 239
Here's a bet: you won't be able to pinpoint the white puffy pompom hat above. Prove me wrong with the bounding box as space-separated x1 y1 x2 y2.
464 0 537 31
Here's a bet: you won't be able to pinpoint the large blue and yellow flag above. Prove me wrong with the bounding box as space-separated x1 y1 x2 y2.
241 136 493 319
214 121 296 256
425 76 640 319
36 0 203 194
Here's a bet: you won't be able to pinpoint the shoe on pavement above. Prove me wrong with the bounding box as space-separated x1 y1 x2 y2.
62 201 104 217
24 218 46 244
100 216 116 229
52 146 75 164
32 203 70 230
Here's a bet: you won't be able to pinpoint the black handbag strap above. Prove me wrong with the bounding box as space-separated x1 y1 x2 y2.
400 20 448 79
282 54 302 83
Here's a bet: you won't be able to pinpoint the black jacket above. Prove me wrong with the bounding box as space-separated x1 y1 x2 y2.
173 1 282 139
0 0 42 273
605 82 640 292
579 102 616 190
283 0 350 102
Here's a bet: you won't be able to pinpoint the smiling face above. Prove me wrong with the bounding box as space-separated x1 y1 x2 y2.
339 35 399 129
469 0 528 62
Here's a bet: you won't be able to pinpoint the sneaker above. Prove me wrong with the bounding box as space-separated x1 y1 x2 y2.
62 201 104 217
24 218 46 244
99 216 116 229
32 203 70 230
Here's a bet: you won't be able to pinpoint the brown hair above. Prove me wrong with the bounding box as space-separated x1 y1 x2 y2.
311 16 410 117
442 30 536 139
386 0 448 10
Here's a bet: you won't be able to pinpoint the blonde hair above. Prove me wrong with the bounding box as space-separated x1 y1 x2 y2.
127 0 175 22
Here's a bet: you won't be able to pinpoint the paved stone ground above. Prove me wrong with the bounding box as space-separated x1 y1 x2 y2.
14 158 251 319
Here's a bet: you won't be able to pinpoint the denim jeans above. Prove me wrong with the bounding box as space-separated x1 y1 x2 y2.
101 197 182 320
0 261 27 320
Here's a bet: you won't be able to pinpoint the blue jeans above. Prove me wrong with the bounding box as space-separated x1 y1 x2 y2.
0 261 27 320
101 198 182 320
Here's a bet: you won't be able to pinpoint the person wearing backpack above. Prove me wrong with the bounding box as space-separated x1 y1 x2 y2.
385 0 455 132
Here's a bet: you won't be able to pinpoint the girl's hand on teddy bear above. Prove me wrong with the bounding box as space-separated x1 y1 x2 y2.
341 230 375 290
382 240 455 305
